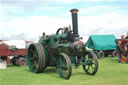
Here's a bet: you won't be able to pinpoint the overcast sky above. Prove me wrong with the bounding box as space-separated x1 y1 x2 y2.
0 0 128 42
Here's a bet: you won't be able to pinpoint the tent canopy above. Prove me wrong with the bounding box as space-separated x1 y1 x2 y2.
86 35 116 50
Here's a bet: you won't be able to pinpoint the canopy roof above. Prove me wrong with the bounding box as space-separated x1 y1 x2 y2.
86 35 116 50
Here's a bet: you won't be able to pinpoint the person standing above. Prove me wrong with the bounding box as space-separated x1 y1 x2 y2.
39 32 46 42
42 32 46 38
117 40 122 63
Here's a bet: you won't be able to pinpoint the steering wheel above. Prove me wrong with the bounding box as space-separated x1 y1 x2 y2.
56 28 64 35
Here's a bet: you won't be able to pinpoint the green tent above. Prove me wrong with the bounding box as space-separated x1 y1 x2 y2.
86 35 116 50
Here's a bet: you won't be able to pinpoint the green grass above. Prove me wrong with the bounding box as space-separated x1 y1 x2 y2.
0 56 128 85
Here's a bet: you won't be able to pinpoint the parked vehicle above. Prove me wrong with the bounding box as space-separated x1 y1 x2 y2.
86 35 117 58
27 9 98 80
0 40 28 66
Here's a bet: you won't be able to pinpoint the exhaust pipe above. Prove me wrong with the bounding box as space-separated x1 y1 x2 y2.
70 9 79 37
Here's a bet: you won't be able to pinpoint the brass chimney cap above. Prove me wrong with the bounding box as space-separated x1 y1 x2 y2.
70 9 79 13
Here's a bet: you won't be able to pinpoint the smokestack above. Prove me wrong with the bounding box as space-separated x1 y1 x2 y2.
70 9 79 37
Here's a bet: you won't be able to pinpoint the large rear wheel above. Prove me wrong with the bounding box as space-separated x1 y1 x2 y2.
82 50 98 75
27 43 46 73
56 53 72 80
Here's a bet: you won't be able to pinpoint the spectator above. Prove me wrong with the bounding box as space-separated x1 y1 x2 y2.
125 42 128 64
125 32 128 39
117 40 122 63
42 32 46 38
121 35 125 39
39 32 46 42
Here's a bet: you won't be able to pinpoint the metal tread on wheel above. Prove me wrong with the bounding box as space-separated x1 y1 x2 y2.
27 43 46 73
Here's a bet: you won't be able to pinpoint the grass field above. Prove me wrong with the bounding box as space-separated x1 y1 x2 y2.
0 56 128 85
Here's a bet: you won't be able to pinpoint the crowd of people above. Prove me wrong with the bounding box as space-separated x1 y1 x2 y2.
117 33 128 64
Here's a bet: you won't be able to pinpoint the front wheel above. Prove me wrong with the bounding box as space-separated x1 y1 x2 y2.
82 50 98 75
56 53 72 80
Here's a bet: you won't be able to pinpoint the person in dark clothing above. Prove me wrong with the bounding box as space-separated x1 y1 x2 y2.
125 32 128 39
117 40 122 63
125 42 128 64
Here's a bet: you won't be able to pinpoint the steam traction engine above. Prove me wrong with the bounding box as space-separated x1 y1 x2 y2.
27 9 99 79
